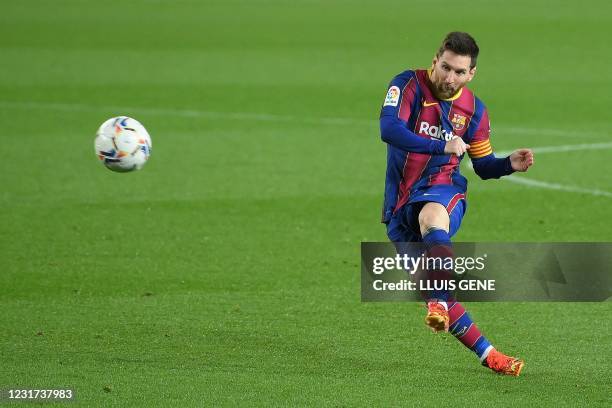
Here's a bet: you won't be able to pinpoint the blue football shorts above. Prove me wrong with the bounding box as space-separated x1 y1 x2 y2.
386 185 467 243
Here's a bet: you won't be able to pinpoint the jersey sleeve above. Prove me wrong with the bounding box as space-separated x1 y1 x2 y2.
379 72 446 155
469 106 514 179
468 108 493 159
380 73 418 122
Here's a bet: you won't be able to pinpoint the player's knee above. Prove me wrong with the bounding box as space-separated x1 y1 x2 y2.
418 203 450 234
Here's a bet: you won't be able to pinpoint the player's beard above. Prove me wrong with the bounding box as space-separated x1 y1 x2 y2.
436 83 457 99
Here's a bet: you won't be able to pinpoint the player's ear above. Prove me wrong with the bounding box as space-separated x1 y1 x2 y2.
467 66 476 81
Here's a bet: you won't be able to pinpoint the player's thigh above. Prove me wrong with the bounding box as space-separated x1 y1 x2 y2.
387 210 421 242
417 202 450 234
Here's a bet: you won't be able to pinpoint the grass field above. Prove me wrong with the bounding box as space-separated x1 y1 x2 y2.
1 0 611 406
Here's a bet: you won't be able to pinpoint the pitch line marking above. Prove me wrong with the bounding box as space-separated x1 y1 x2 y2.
467 143 612 198
495 143 612 156
501 175 612 198
0 100 372 126
0 100 609 138
1 100 610 197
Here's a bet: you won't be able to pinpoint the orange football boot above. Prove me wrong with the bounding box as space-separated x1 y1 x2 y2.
425 301 449 332
485 349 525 376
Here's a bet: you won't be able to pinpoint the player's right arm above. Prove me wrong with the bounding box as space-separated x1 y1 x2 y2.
379 72 447 155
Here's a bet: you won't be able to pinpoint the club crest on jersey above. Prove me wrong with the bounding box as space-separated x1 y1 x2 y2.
451 113 467 131
383 86 400 107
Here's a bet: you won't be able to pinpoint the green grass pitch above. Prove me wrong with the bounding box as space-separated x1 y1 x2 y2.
1 0 611 406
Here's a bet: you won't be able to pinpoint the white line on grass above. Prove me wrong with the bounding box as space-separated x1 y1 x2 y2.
495 142 612 157
2 100 611 198
494 127 594 138
0 100 373 126
503 175 612 198
471 143 612 198
0 100 609 138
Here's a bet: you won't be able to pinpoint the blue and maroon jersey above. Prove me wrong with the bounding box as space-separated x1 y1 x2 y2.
380 69 493 223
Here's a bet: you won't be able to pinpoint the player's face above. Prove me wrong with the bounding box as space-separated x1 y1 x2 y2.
430 50 476 99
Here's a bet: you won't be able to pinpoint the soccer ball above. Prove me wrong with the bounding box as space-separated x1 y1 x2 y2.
94 116 152 172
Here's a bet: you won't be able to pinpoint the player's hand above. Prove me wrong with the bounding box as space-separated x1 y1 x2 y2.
510 148 534 172
444 136 470 156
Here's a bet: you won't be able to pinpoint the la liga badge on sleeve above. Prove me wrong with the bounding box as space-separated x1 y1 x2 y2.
383 86 401 107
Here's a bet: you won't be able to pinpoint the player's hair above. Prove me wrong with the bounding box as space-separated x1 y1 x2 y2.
437 32 479 68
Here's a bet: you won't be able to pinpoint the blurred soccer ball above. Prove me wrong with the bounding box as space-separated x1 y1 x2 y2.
94 116 152 172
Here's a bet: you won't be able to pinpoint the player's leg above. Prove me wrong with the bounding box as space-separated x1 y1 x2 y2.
417 202 454 330
418 200 524 375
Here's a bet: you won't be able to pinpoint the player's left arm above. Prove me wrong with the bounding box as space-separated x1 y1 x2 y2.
469 108 534 179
